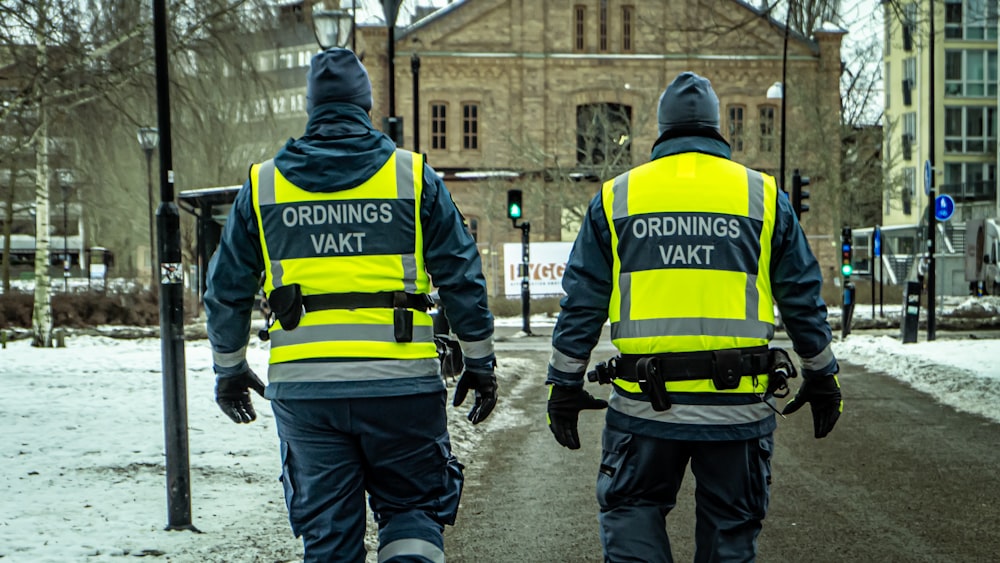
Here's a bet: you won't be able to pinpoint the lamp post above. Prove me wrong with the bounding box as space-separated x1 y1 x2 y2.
766 7 791 194
61 182 69 291
137 126 159 289
152 0 195 533
311 0 355 51
381 0 405 146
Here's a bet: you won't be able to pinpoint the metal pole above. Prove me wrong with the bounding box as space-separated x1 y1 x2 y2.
144 149 156 289
411 53 420 154
779 10 789 193
927 0 936 341
153 0 196 532
520 222 531 335
63 186 68 291
351 0 356 53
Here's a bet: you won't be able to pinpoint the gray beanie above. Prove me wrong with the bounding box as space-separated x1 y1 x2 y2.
306 48 373 113
656 72 722 137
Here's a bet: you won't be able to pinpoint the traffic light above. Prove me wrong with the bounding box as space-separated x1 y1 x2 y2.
841 226 853 277
792 169 810 219
507 189 523 219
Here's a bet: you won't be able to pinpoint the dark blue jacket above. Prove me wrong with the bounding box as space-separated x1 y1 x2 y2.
205 102 494 394
547 135 837 389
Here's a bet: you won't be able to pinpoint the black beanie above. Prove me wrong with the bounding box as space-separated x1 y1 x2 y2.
306 48 373 113
657 72 722 137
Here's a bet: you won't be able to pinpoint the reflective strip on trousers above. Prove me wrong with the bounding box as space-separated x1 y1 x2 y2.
608 388 775 426
378 538 445 563
268 358 440 383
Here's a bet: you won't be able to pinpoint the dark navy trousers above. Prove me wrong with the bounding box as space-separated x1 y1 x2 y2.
271 391 463 563
596 425 774 563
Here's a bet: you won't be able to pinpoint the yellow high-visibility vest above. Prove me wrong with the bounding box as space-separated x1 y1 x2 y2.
601 152 778 398
250 150 437 381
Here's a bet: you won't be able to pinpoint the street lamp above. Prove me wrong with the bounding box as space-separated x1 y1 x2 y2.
766 6 791 194
381 0 405 146
312 0 355 51
137 126 159 289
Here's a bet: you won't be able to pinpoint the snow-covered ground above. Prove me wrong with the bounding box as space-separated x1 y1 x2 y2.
2 306 999 562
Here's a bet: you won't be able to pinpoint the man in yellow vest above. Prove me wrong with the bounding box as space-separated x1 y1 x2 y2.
545 72 842 561
205 48 497 562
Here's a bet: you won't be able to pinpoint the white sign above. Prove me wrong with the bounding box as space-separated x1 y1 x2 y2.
503 242 574 297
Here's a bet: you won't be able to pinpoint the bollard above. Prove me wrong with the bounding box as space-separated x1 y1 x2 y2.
1 330 6 349
55 329 66 348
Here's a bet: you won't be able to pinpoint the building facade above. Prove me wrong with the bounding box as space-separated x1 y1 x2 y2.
882 0 998 291
200 0 846 300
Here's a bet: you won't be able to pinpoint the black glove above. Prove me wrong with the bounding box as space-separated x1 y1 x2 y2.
215 369 267 424
453 368 498 425
782 375 842 439
547 385 608 450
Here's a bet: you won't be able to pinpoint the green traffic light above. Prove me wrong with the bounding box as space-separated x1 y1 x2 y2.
841 264 853 276
509 203 522 219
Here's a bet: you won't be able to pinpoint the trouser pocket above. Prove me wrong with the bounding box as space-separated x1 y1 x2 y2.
596 425 634 510
279 440 301 536
748 434 774 520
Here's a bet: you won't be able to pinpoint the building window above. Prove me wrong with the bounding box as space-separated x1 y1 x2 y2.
758 105 776 153
727 105 745 152
431 102 447 150
902 57 917 106
576 103 632 168
945 106 997 153
945 0 999 40
466 216 479 242
943 161 996 200
945 49 999 97
622 6 634 52
902 167 915 215
598 0 609 52
462 103 479 150
902 112 917 160
574 5 586 51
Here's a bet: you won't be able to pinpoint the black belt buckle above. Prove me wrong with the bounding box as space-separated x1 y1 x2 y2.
712 349 742 390
394 308 414 342
636 357 671 412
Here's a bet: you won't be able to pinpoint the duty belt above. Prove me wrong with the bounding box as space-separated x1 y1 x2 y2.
260 285 434 344
587 345 777 412
614 346 771 386
303 291 435 312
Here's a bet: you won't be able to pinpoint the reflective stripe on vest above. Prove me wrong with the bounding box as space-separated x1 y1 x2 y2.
251 150 437 380
600 153 778 428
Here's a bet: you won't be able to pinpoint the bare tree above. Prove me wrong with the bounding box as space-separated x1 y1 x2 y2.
0 0 277 345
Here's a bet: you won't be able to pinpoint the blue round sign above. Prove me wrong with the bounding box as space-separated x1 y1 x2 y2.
934 194 955 221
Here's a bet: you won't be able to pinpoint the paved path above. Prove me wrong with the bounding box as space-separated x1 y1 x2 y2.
445 328 1000 562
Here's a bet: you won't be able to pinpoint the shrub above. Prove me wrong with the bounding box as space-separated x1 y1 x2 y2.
0 287 194 328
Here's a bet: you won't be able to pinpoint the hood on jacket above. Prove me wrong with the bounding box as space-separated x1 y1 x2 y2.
274 102 397 194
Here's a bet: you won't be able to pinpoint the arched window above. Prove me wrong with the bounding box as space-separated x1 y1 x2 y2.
576 103 632 169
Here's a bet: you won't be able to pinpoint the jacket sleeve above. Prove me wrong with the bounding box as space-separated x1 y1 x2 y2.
204 182 264 376
420 166 495 370
770 193 839 378
547 193 614 388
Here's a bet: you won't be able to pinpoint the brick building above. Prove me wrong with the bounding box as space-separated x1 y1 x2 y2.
345 0 846 299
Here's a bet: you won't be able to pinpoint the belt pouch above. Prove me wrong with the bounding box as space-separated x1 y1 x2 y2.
636 357 672 412
394 308 414 343
269 284 303 331
712 349 742 390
